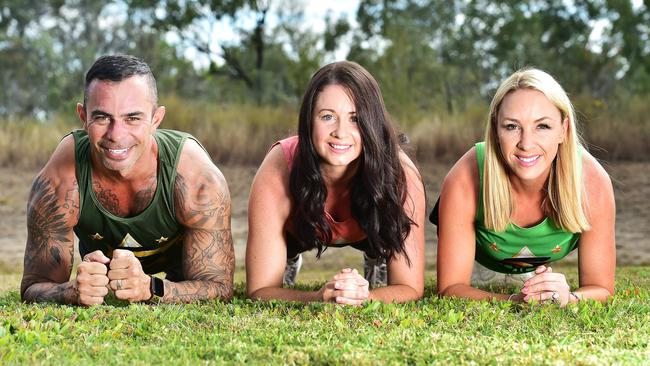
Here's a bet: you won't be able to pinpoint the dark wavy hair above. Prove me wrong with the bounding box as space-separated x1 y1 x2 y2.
289 61 415 263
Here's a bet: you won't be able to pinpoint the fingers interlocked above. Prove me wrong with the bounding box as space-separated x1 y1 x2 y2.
521 265 570 307
321 268 370 306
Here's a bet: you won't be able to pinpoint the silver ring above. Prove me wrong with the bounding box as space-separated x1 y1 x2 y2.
551 291 559 303
116 280 123 291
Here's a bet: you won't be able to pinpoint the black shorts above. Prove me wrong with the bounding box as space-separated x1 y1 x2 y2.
285 231 377 259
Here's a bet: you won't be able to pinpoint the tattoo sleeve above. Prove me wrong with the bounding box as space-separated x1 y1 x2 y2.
168 171 235 303
21 175 79 304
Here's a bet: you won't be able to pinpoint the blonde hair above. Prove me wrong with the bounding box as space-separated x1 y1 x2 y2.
483 68 590 233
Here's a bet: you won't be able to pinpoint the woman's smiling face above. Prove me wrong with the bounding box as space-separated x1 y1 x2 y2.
311 84 363 171
496 88 568 185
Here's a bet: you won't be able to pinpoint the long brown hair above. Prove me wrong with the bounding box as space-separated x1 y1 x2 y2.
289 61 415 261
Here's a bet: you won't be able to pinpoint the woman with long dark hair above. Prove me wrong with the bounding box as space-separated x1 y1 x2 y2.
246 61 425 304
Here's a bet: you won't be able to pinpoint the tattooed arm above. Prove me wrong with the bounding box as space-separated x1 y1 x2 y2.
20 135 97 304
20 174 78 303
162 139 235 303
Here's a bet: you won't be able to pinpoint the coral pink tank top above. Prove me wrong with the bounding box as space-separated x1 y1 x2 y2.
275 136 367 244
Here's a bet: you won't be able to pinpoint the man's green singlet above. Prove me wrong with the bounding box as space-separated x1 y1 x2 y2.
72 129 195 279
474 142 581 274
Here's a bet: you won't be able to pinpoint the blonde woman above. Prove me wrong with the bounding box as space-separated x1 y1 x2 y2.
434 68 615 306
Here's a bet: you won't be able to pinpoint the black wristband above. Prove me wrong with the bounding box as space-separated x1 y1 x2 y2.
149 275 164 302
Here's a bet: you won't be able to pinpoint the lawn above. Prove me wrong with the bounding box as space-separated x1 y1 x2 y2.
1 266 650 365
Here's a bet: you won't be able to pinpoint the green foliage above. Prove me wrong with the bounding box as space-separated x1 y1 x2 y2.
0 0 648 163
1 267 649 364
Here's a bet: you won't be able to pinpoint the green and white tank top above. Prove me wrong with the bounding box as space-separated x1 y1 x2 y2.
474 142 581 274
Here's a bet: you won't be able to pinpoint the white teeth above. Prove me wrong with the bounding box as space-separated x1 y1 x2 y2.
330 143 351 150
518 155 539 163
108 148 128 154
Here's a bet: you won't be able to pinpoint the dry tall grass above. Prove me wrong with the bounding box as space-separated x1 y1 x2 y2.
160 96 297 165
1 94 648 169
574 95 650 161
0 117 78 169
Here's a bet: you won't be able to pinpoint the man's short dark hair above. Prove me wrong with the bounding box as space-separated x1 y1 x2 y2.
83 54 158 109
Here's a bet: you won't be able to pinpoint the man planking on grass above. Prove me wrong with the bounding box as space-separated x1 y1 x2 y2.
20 54 234 305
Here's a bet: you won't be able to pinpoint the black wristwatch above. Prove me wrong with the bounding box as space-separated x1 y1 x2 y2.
149 275 164 302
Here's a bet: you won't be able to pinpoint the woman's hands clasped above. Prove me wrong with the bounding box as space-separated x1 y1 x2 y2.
519 265 571 307
319 268 370 306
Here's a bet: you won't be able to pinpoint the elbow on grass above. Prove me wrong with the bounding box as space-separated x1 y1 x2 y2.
437 284 459 298
246 287 268 301
411 285 425 300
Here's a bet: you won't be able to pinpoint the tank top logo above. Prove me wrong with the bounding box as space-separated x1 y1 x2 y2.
119 233 143 248
499 246 551 269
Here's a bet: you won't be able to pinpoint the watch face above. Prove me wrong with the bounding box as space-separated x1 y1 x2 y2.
151 277 164 296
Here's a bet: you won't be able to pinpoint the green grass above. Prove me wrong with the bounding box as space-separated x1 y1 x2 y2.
2 266 650 365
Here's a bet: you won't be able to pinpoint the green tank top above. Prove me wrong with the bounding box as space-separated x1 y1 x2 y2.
72 129 194 278
474 142 580 274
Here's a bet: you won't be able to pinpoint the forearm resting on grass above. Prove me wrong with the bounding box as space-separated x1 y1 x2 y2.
369 284 423 303
439 283 513 301
250 269 367 304
160 269 233 303
22 280 80 304
249 287 326 303
163 229 235 303
569 285 612 303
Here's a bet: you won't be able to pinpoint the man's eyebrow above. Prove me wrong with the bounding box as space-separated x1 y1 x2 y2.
122 111 146 118
90 110 112 118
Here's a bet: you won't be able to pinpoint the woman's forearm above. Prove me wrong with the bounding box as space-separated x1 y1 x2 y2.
248 286 323 303
572 285 613 303
439 283 511 301
369 284 423 303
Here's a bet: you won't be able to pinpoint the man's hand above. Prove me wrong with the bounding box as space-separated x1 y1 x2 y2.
108 249 152 303
319 268 369 306
75 250 111 306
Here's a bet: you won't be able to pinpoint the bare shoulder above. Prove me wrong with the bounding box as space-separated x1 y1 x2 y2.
442 147 479 193
251 144 290 197
248 144 291 219
174 138 230 228
438 147 479 220
581 151 615 207
29 134 80 221
39 134 77 187
176 138 227 190
398 151 423 182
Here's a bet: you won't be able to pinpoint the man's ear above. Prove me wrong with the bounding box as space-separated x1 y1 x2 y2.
76 103 87 127
151 106 165 130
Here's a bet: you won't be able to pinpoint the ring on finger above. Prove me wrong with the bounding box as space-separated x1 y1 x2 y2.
551 291 559 303
116 279 123 291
